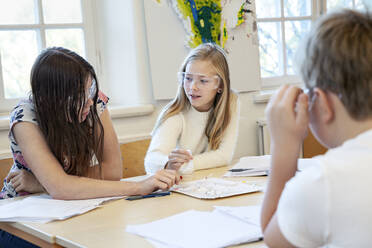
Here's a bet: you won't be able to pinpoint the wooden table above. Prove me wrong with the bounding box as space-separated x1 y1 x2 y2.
0 166 267 248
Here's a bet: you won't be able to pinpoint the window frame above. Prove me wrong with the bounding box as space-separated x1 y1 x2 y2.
258 0 367 89
0 0 99 112
257 0 322 89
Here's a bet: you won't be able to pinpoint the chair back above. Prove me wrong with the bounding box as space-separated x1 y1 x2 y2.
120 139 151 178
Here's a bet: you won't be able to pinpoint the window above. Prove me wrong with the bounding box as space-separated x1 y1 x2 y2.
256 0 317 88
326 0 366 10
256 0 368 88
0 0 97 111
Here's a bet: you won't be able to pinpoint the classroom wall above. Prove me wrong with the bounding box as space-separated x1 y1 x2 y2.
0 93 266 160
0 0 268 162
111 94 267 160
90 0 269 160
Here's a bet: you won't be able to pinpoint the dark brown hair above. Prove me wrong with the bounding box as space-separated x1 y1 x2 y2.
300 9 372 120
30 47 104 177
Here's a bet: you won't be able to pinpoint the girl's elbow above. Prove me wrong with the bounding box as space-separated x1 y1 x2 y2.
44 179 73 200
107 163 123 180
220 153 233 165
50 194 67 200
47 188 69 200
101 160 122 180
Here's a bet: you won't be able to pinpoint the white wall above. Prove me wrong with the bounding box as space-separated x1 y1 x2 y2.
104 0 268 160
110 93 267 160
0 0 268 161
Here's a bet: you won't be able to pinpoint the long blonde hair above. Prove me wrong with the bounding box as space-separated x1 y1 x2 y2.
153 43 237 150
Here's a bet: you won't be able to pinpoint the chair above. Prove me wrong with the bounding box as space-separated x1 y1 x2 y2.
120 139 151 178
0 158 13 183
303 130 327 158
0 139 152 182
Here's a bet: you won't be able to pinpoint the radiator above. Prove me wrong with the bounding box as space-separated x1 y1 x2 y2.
257 119 270 156
257 119 303 157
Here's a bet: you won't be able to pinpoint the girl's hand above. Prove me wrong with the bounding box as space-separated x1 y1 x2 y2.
265 85 309 148
165 149 193 170
138 169 180 195
6 170 45 194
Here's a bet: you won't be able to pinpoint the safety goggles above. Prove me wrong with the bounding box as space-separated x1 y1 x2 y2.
86 78 97 101
303 88 316 111
178 72 219 89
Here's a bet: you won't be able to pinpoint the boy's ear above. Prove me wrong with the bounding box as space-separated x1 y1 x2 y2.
313 88 335 124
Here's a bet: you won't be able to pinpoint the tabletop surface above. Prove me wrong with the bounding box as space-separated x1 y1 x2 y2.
5 165 268 248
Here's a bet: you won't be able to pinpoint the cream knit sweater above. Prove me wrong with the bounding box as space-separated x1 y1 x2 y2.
144 97 240 173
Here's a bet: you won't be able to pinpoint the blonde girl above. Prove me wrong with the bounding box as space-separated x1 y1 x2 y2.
145 43 240 173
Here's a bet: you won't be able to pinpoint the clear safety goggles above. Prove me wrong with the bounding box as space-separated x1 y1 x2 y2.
178 72 219 89
86 78 96 101
303 88 316 111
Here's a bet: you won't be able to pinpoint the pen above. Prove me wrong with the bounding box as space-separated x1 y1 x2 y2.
126 191 171 201
228 168 254 172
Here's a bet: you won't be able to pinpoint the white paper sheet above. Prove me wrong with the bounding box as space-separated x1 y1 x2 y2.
224 155 318 177
0 194 122 223
214 205 261 226
171 178 262 199
126 209 262 248
224 155 271 177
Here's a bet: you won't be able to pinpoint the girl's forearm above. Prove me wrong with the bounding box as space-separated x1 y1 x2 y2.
46 175 140 200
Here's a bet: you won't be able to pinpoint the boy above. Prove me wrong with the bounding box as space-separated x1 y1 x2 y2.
261 9 372 247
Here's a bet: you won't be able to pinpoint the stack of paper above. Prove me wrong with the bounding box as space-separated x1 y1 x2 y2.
0 194 122 223
224 155 271 177
126 206 262 248
224 155 317 177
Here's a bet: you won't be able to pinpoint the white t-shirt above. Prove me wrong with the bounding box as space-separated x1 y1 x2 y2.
144 96 240 174
277 129 372 247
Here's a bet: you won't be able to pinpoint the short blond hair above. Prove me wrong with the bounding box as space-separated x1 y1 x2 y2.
300 9 372 120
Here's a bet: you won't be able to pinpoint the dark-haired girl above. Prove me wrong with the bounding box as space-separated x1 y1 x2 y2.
1 47 179 201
